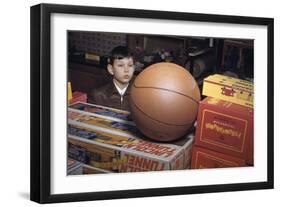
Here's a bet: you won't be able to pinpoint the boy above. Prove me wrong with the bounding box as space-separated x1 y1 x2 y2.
88 46 135 111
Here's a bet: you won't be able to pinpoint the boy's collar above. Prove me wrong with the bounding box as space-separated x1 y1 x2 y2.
113 79 129 90
106 81 131 96
113 80 129 95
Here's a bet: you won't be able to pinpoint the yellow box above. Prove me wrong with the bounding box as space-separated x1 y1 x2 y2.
202 74 253 108
67 102 194 173
67 82 73 102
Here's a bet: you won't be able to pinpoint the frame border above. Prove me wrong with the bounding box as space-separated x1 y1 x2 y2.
30 3 274 203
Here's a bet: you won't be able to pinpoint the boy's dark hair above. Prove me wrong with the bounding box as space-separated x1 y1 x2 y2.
108 46 133 65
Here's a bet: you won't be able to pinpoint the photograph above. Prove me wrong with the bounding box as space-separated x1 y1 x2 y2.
67 31 254 175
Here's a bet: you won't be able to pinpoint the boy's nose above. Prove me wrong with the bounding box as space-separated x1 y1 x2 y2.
124 66 129 72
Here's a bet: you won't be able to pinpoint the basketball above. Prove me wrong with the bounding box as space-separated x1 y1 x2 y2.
130 62 201 142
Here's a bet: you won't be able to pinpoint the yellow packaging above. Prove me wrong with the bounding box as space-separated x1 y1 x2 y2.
67 103 194 173
202 74 253 108
67 82 73 103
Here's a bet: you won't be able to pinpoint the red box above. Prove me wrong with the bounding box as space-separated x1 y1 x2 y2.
191 146 246 169
194 97 253 165
69 91 87 104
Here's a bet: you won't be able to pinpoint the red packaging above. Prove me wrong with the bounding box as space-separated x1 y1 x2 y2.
194 97 253 165
69 91 87 104
191 146 246 169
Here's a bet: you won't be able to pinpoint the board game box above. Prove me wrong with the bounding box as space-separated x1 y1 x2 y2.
194 97 253 165
191 146 246 169
67 105 194 173
202 74 253 108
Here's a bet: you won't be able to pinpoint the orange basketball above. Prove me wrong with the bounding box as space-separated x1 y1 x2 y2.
130 62 201 142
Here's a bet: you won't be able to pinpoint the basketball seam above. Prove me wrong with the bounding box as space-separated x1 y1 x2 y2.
133 84 200 104
130 97 196 127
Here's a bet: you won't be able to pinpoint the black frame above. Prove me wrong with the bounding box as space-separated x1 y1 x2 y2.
30 3 274 203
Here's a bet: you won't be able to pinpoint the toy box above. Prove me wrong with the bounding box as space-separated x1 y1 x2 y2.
68 124 194 173
69 102 131 121
191 146 246 169
82 164 112 174
68 92 87 105
67 158 83 175
202 74 253 108
67 105 194 173
194 97 253 165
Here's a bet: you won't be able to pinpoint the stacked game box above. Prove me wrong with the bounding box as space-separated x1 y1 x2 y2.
68 91 88 105
67 158 83 175
191 74 254 169
68 102 194 174
202 74 253 108
67 158 111 175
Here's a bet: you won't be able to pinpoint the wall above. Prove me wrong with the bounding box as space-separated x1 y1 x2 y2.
0 0 279 207
69 31 127 55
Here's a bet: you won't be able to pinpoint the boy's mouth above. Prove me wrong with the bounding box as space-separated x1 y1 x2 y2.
124 75 130 79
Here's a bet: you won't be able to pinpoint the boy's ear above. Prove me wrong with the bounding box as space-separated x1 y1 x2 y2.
107 64 114 75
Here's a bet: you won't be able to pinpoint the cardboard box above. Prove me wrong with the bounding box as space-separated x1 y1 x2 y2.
68 110 138 140
191 146 246 169
69 92 87 105
67 158 112 175
67 158 83 175
69 102 131 122
82 164 113 174
202 74 253 108
67 106 194 173
194 97 253 165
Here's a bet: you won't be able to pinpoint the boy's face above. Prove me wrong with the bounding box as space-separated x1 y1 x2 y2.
107 57 135 86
